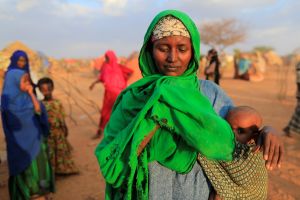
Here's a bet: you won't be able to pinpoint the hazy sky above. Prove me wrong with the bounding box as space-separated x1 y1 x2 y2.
0 0 299 58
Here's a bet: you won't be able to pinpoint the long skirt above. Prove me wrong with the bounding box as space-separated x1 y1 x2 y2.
9 140 55 200
99 89 120 131
287 99 300 134
48 128 79 175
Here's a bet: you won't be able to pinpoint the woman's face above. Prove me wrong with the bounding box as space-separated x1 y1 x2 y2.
17 56 27 68
152 36 192 76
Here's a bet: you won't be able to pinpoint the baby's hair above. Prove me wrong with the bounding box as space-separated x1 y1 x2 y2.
37 77 54 88
232 106 259 114
226 106 262 126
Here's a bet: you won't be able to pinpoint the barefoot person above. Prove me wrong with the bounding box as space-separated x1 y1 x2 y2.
95 10 283 200
283 61 300 137
38 77 79 175
89 50 132 139
1 50 54 200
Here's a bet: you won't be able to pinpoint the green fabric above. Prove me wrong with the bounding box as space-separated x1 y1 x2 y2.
95 9 235 200
9 139 55 200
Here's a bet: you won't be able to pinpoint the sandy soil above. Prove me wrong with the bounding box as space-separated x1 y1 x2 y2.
0 64 299 200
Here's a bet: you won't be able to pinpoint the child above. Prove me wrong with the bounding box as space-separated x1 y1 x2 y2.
199 106 268 200
38 77 79 175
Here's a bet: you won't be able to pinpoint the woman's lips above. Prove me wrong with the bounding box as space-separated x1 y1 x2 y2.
164 65 179 72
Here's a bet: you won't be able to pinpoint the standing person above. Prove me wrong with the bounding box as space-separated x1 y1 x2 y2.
237 53 252 81
95 10 283 200
204 49 221 85
89 50 132 139
38 77 79 175
1 50 54 200
283 61 300 137
233 50 241 79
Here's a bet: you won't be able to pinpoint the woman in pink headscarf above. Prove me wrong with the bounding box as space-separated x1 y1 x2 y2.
90 50 133 138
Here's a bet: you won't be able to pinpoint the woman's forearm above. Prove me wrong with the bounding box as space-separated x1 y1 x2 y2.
29 92 41 113
94 79 101 84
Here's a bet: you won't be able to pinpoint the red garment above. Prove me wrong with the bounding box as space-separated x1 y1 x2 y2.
99 89 120 130
98 50 133 131
98 51 129 91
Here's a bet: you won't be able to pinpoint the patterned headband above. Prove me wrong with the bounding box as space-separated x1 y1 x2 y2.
152 15 190 41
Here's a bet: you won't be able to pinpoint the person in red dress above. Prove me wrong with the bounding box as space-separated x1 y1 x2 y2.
90 50 133 139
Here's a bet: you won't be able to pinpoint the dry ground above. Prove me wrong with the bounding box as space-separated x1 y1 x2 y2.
0 65 299 200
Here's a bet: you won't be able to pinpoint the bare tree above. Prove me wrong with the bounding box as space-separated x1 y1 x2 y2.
199 18 247 51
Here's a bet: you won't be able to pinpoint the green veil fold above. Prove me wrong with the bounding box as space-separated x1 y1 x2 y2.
95 10 235 200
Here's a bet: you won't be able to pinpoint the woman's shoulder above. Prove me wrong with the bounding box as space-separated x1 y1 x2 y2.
199 79 231 101
199 80 220 94
2 69 27 92
5 69 26 79
198 79 234 117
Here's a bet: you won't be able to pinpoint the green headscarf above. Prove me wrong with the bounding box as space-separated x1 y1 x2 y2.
95 10 235 200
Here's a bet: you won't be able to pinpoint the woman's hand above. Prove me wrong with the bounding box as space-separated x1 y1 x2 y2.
20 73 41 113
20 73 32 93
25 84 34 95
253 126 284 170
89 83 95 90
89 80 101 90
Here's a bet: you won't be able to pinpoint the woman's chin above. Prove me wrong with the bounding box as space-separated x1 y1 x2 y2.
162 71 183 76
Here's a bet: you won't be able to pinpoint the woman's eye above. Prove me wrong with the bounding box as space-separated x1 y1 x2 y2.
158 47 169 52
178 48 187 52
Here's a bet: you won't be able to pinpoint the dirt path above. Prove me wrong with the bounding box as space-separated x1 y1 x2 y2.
0 66 299 200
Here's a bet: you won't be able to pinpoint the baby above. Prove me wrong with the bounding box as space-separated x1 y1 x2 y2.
199 106 268 200
226 106 262 145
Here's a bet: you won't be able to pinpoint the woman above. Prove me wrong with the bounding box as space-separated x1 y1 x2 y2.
95 10 283 200
204 49 221 85
1 50 54 200
89 50 132 139
283 61 300 137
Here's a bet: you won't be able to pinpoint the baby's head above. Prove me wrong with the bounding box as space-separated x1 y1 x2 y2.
226 106 262 144
37 77 54 101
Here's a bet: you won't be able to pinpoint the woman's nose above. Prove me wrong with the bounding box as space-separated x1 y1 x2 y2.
167 49 178 63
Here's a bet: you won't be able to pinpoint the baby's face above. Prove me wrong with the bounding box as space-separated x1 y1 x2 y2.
233 125 259 144
227 112 261 144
